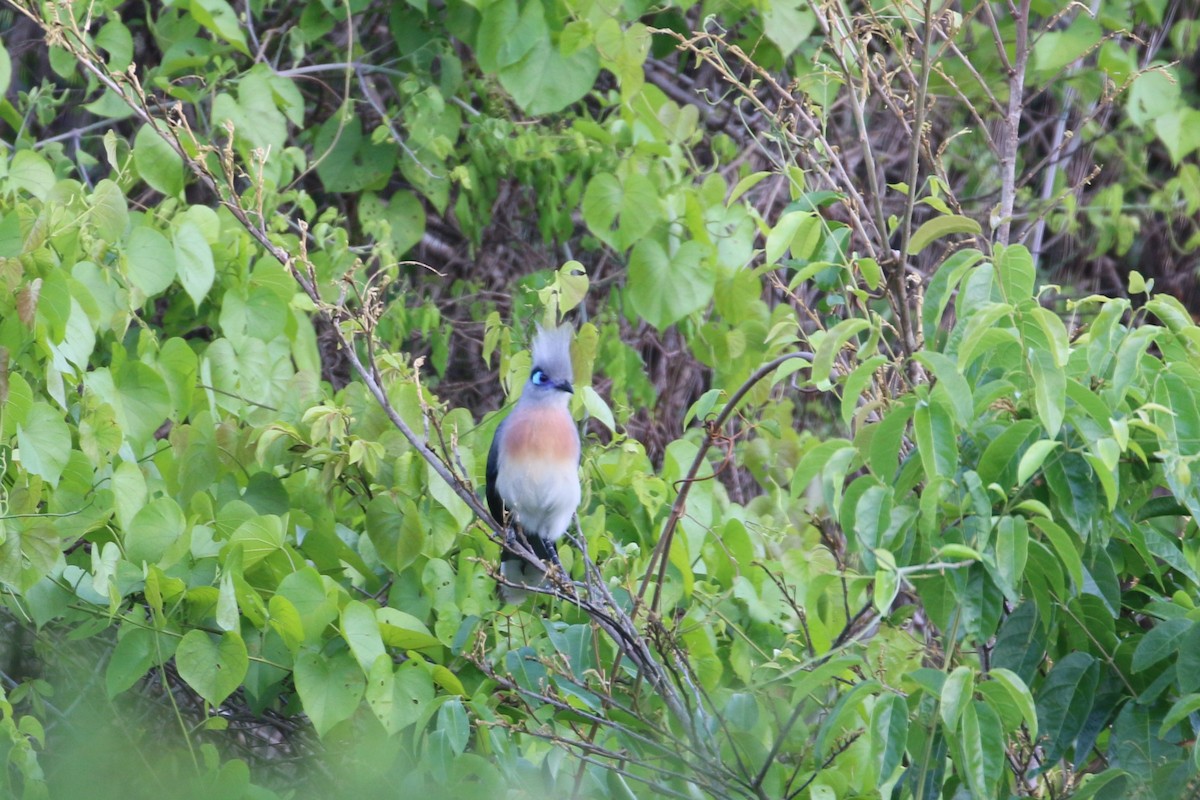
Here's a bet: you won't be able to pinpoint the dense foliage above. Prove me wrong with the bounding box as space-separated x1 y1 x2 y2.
1 0 1199 798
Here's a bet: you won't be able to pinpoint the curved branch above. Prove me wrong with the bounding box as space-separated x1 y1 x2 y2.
632 351 814 620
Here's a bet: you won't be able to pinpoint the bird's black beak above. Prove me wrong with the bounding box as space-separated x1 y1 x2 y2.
556 380 574 394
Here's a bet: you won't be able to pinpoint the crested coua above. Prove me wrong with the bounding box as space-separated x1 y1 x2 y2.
486 324 582 603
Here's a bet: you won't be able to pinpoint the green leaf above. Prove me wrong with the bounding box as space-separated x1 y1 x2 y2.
499 28 599 115
1159 693 1200 738
1131 618 1192 672
987 668 1039 740
175 630 249 707
762 0 816 58
993 516 1028 602
790 439 855 497
940 666 974 732
1030 305 1070 368
728 171 771 205
977 419 1038 489
313 111 397 194
956 302 1013 370
133 124 184 198
0 211 22 257
366 494 425 573
581 172 662 250
1108 325 1158 405
1030 349 1065 438
190 0 251 54
126 226 177 297
1155 108 1200 165
276 567 338 642
995 244 1035 302
125 497 186 565
867 400 914 481
765 210 820 266
216 564 239 632
0 41 10 97
857 257 882 291
341 600 386 674
1068 771 1130 800
1109 703 1180 781
873 567 899 614
377 607 441 650
358 190 426 257
95 19 133 70
960 701 1003 799
115 360 172 448
869 693 908 780
106 627 158 698
1029 518 1084 592
840 355 888 426
476 0 545 72
627 240 713 329
922 248 984 343
1033 17 1101 74
815 679 882 760
1036 651 1098 767
1177 623 1200 694
16 402 71 487
89 179 129 240
580 385 615 433
112 460 148 532
913 396 958 480
225 515 284 569
294 651 365 737
174 221 215 308
1043 453 1100 539
908 214 981 255
9 150 55 200
267 594 304 653
1017 439 1060 485
912 352 972 427
438 697 470 755
991 603 1045 684
365 657 434 735
811 318 870 390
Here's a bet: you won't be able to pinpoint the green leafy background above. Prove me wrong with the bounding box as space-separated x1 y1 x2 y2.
1 0 1199 798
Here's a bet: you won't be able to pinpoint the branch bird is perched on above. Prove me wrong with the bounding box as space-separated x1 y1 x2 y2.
486 324 581 603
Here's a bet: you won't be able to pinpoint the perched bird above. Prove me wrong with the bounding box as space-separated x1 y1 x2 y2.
486 324 581 603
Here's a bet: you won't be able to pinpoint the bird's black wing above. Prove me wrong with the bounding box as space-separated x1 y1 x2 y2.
485 419 507 526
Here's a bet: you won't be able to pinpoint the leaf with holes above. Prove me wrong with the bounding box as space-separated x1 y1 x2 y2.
175 630 248 707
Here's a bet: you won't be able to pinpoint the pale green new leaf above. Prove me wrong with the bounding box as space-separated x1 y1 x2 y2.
125 226 177 297
869 693 908 780
988 667 1039 740
341 600 387 674
940 666 974 733
134 124 184 198
175 629 249 707
627 239 712 329
908 214 981 255
811 318 870 390
174 221 215 308
294 651 365 737
16 402 71 487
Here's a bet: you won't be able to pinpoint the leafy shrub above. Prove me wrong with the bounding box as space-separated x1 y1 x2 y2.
1 1 1199 799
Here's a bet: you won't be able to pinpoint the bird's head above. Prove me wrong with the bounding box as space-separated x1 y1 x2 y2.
526 323 575 399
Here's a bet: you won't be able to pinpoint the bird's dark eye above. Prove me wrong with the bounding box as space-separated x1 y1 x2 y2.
531 368 548 386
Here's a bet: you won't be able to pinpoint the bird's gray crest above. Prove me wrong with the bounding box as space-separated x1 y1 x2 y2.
530 324 574 384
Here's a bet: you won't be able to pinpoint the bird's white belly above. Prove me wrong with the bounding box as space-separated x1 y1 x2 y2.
496 457 581 541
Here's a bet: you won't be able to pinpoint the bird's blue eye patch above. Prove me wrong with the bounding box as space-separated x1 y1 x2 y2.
531 368 548 385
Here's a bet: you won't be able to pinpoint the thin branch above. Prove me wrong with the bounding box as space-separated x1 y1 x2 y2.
633 352 813 619
996 0 1033 245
